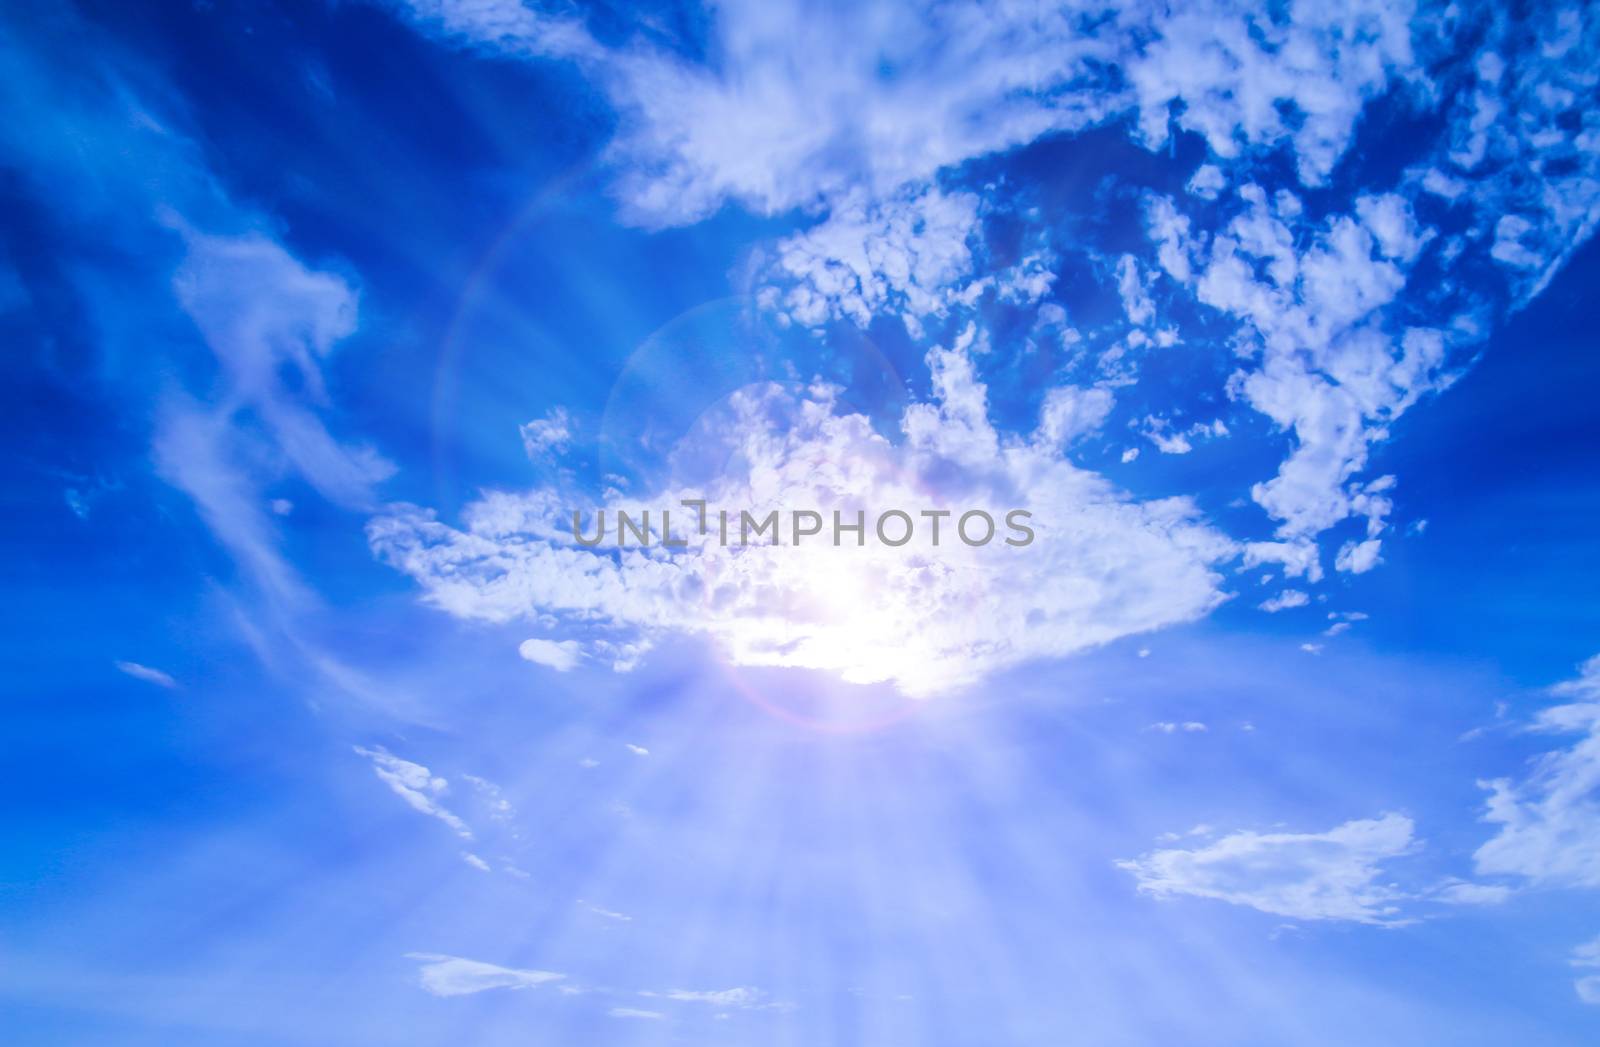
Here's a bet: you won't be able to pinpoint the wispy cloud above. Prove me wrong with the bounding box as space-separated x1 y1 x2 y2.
1117 814 1418 924
354 746 471 839
1474 654 1600 888
114 660 177 689
408 953 565 997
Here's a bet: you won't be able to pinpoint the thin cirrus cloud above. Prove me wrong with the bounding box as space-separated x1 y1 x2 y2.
408 953 566 997
114 660 178 689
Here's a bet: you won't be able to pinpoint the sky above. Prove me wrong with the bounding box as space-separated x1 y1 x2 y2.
4 0 1600 1043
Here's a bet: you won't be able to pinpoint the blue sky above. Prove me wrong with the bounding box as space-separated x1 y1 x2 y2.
5 1 1600 1043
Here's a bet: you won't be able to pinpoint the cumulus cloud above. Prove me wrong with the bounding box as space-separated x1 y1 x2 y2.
408 952 565 997
370 329 1236 697
518 637 582 672
1117 813 1417 924
1186 163 1225 200
1126 1 1420 186
759 185 982 334
1335 538 1383 574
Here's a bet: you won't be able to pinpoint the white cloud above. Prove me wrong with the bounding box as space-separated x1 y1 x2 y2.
387 0 1122 226
518 637 581 672
1126 2 1419 186
519 407 572 462
154 221 395 649
1408 4 1600 306
354 745 471 838
1241 540 1324 584
1335 538 1383 574
408 953 565 997
1427 879 1511 906
166 224 393 511
1186 163 1225 200
1259 590 1309 613
373 0 1600 684
370 333 1237 698
1141 416 1227 455
759 185 982 333
115 660 177 689
1116 254 1154 326
461 852 491 872
641 987 782 1011
609 1007 664 1020
385 1 599 61
1474 655 1600 889
1116 813 1417 924
625 744 649 757
578 900 632 922
592 5 1126 226
387 1 1426 228
1572 934 1600 1004
1036 385 1114 450
462 774 515 821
